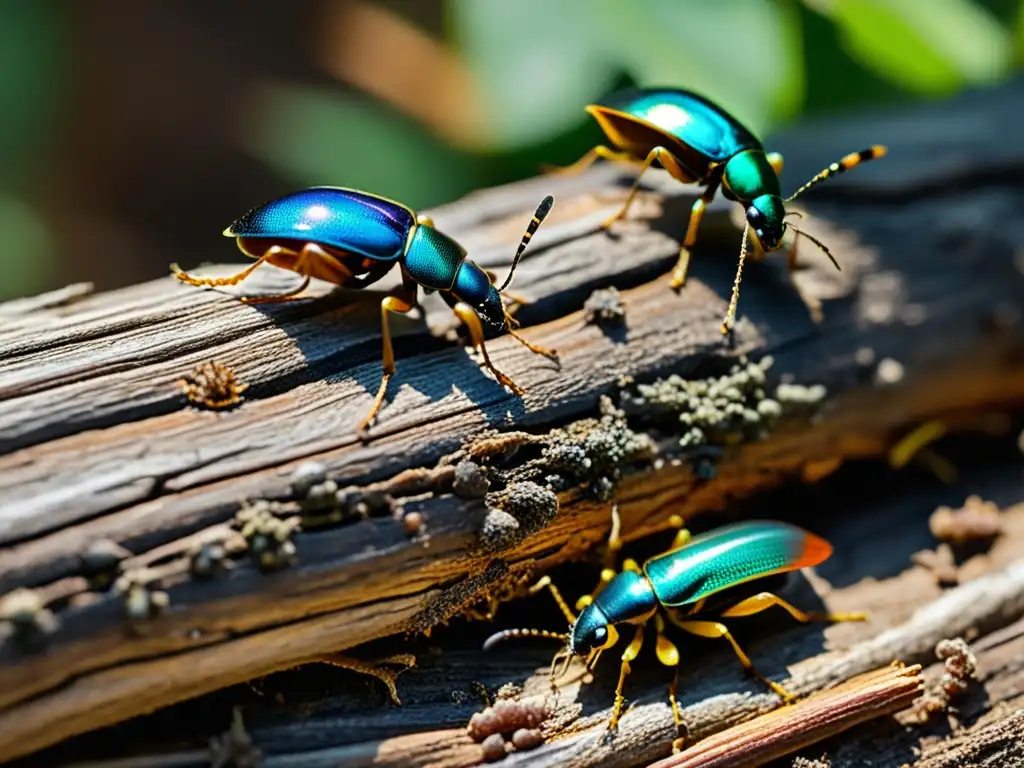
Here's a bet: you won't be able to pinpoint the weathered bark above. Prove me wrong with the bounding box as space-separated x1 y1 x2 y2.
18 468 1024 768
1 80 1024 763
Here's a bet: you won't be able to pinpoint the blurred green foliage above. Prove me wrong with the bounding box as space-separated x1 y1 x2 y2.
207 0 1024 212
0 0 58 299
1 0 1023 300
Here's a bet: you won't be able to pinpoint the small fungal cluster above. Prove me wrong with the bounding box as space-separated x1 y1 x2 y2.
453 460 491 498
914 497 1003 587
929 496 1002 547
180 360 249 409
478 482 559 553
538 397 656 498
791 757 831 768
468 697 550 762
289 461 397 531
623 356 826 450
116 572 170 624
80 538 131 589
190 542 230 580
583 286 626 326
0 589 59 648
457 397 655 510
233 500 300 572
910 637 978 722
208 708 261 768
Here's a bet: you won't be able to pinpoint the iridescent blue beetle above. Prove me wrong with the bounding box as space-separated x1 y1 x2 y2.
485 508 866 747
173 188 557 431
551 87 887 332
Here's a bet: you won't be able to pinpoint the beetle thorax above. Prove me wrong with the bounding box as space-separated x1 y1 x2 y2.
722 149 781 204
569 569 658 656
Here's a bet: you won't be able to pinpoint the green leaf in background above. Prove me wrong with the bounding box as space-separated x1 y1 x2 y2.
448 0 622 149
0 193 55 301
1016 0 1024 60
604 0 805 137
0 1 59 185
0 1 59 299
243 85 477 210
448 0 803 150
826 0 1011 95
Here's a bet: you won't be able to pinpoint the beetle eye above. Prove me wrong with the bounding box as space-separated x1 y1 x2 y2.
592 627 607 647
746 206 763 227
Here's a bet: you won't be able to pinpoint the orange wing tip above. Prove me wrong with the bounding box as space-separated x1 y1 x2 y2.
793 531 833 569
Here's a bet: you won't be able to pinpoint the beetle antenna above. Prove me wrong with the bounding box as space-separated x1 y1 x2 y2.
721 223 750 334
483 627 568 651
789 225 841 271
784 210 804 219
785 145 887 202
498 195 555 292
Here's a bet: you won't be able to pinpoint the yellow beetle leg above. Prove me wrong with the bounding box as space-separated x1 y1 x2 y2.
609 624 645 729
542 144 641 176
720 591 867 624
669 179 720 290
668 614 795 703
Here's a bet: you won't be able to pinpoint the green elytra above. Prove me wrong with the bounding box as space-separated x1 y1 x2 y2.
550 87 888 332
484 510 867 751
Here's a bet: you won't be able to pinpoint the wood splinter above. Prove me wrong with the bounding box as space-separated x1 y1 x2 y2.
650 662 923 768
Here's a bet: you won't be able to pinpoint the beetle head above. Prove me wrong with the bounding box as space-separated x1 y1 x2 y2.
568 602 619 659
476 284 508 338
745 194 787 252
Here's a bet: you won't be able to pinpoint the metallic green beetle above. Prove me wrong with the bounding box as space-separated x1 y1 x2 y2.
550 87 887 332
485 509 866 745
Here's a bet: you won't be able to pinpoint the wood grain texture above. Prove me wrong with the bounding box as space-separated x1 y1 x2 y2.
1 79 1024 763
20 465 1024 768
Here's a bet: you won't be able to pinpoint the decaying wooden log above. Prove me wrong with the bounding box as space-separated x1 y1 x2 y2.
1 80 1024 763
19 466 1024 768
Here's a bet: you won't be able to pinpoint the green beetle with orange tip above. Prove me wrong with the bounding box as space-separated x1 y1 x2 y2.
485 508 866 747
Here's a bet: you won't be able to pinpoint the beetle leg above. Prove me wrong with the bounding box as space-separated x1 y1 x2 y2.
600 146 669 230
603 502 624 570
667 615 795 702
527 575 577 626
172 252 274 289
451 301 525 396
358 282 418 433
609 624 645 729
542 145 641 176
506 326 558 361
175 243 344 300
653 614 687 752
719 591 867 624
659 514 691 553
239 276 311 305
669 179 720 289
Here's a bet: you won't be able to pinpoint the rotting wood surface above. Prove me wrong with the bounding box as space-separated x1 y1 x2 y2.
1 80 1024 763
19 466 1024 768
